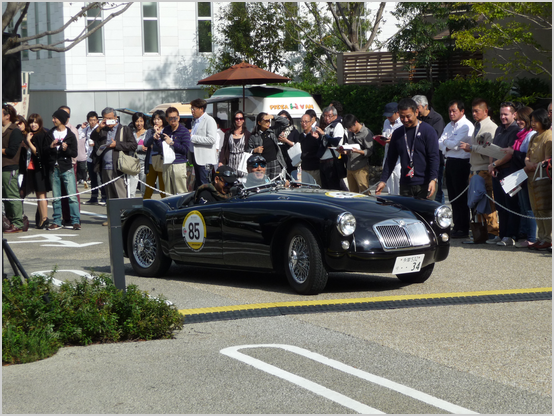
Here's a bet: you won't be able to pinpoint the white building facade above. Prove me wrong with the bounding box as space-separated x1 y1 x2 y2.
8 2 399 126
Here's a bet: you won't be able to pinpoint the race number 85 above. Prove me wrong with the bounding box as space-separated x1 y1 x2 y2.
182 211 207 251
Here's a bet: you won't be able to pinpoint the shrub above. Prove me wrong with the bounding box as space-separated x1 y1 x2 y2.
2 273 183 364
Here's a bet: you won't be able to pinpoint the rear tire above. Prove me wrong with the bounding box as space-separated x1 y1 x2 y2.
396 263 434 284
284 225 328 295
127 216 172 277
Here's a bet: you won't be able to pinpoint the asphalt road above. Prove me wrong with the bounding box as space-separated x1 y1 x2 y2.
2 193 552 414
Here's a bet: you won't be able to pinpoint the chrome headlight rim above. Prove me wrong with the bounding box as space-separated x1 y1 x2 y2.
337 212 356 236
435 205 453 229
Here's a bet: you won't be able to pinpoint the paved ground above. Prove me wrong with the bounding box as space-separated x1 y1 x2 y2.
2 187 552 414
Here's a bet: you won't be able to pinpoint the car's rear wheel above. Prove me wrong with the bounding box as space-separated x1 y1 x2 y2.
284 225 328 295
127 216 172 277
396 263 434 284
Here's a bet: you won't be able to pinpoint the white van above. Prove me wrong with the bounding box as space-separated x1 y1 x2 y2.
206 85 323 131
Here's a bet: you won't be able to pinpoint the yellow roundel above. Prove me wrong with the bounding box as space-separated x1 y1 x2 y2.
182 211 207 251
325 191 367 199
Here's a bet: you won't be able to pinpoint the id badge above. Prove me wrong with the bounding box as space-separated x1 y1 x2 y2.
406 167 415 178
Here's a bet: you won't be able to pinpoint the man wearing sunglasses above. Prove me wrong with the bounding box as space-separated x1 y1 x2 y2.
245 154 269 187
195 165 237 204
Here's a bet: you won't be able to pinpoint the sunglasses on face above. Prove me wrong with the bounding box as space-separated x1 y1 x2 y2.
235 117 244 121
249 162 266 169
262 119 271 123
168 117 179 122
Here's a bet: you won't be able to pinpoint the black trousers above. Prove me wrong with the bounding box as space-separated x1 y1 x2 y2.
445 158 470 233
399 183 430 199
319 158 342 190
492 168 521 240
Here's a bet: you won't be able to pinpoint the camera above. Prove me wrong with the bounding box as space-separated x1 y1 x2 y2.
106 119 116 126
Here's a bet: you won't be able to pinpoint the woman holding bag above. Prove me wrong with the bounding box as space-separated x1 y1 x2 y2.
142 110 167 199
524 108 552 251
218 110 251 177
249 112 290 179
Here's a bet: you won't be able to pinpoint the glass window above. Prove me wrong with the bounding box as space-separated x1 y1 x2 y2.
197 3 212 53
86 4 103 54
142 2 159 53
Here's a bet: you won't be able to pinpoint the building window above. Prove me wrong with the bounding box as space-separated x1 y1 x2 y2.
86 4 103 54
197 2 212 53
46 3 52 58
34 3 40 59
142 2 159 53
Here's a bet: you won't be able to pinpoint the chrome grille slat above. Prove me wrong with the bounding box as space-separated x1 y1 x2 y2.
373 219 431 251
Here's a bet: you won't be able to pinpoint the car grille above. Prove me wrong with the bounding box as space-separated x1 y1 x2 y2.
373 219 430 251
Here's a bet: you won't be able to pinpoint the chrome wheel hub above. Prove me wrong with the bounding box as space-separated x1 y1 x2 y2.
288 235 309 284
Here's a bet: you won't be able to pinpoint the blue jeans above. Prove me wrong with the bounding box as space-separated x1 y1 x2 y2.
51 166 80 226
518 183 537 242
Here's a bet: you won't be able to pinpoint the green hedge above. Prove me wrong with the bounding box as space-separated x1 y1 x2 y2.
287 77 550 165
2 273 183 364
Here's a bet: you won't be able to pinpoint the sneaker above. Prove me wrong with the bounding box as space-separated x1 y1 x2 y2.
514 240 531 248
496 237 514 246
4 225 22 233
47 224 62 231
485 236 501 245
98 200 106 206
72 223 81 231
83 199 98 205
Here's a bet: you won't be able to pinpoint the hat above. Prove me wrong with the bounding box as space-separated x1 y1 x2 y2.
247 154 266 166
52 109 69 125
383 102 398 117
214 165 238 185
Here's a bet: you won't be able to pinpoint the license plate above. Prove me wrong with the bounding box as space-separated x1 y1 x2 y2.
392 254 425 274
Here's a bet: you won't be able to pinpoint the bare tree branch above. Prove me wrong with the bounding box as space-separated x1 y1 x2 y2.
11 2 30 36
327 2 354 50
2 2 25 33
362 2 386 51
3 2 133 56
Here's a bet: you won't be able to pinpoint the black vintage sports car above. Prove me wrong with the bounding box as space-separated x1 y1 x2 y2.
122 174 452 295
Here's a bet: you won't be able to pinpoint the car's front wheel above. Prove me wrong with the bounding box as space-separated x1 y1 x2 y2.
127 216 172 277
396 263 434 284
284 225 328 295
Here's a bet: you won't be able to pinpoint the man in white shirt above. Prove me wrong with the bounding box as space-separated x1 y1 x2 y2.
190 98 218 189
439 100 475 238
375 102 403 195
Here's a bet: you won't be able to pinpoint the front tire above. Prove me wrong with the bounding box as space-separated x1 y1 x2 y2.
396 263 434 284
127 216 172 277
284 225 328 295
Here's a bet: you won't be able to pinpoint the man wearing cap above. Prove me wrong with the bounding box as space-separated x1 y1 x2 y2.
375 102 403 195
46 109 80 230
195 165 237 204
245 154 270 187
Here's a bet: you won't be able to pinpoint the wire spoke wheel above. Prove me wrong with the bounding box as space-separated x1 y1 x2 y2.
288 235 310 284
133 225 157 269
127 216 172 277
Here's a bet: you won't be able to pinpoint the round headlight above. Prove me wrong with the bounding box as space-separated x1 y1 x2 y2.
337 212 356 236
435 205 453 229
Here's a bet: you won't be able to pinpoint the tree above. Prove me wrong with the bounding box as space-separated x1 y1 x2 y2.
452 2 552 79
2 2 133 57
388 3 474 82
207 2 386 82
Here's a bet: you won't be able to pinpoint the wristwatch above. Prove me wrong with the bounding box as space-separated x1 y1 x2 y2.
492 162 496 168
432 178 438 183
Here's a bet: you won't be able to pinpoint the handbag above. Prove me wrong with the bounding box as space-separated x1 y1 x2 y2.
151 154 163 173
287 142 302 167
532 162 552 211
238 151 252 176
116 127 141 175
470 214 488 244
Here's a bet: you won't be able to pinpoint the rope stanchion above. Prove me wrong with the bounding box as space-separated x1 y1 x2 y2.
484 193 551 220
1 175 124 202
136 178 175 197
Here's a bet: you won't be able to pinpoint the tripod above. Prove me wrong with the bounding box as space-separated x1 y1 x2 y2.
2 238 29 281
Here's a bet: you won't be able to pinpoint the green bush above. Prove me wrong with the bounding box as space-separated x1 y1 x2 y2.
2 273 183 364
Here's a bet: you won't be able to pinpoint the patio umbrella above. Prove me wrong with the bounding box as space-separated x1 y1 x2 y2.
197 61 291 112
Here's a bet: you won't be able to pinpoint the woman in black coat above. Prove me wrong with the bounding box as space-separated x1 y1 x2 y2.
277 110 300 175
219 110 251 176
21 113 52 229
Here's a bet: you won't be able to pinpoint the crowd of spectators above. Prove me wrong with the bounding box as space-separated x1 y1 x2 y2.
3 97 552 250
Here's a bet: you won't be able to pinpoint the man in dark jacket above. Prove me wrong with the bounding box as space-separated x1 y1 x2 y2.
413 95 446 203
376 98 440 199
46 109 80 230
91 107 137 200
2 104 24 232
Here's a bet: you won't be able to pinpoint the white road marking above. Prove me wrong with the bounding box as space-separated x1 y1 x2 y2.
30 269 94 287
9 234 102 247
221 344 478 414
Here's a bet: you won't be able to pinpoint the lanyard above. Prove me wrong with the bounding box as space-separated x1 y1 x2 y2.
404 121 420 168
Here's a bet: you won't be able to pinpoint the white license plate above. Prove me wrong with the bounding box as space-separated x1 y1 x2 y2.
392 254 425 274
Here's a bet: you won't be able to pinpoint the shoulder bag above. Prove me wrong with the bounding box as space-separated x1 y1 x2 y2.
117 127 141 175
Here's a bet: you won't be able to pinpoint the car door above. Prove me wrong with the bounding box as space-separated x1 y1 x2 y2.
166 203 224 265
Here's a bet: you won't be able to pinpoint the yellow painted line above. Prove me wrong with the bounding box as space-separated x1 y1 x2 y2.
178 287 552 316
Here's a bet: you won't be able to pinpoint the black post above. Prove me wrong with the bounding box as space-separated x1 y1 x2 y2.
2 238 29 281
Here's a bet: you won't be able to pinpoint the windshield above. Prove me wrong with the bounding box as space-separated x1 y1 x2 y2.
238 170 319 192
